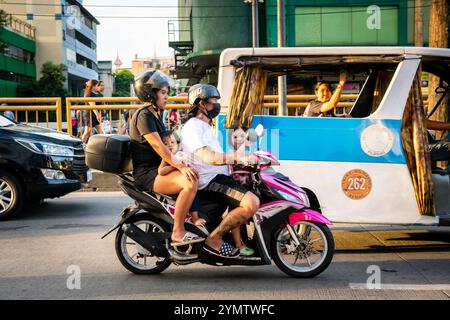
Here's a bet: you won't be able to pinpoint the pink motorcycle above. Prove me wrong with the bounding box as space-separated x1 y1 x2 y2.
87 133 335 278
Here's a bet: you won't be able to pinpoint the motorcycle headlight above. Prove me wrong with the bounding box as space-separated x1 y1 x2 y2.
15 139 74 157
277 190 310 207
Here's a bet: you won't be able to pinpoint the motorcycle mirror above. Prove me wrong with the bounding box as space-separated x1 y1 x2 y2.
247 129 258 143
255 124 264 137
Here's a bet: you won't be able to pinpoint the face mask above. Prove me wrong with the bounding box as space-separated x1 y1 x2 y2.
203 102 221 119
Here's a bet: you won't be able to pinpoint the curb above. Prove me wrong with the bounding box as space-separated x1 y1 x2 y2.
79 170 122 192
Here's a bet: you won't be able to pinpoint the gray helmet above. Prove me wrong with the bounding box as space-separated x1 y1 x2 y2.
188 84 221 113
133 71 174 104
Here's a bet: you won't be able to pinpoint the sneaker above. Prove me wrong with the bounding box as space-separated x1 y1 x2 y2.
238 246 255 256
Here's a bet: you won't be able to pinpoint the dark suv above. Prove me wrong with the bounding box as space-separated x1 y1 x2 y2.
0 114 90 220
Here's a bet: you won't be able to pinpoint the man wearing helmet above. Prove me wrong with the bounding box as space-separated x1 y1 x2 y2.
130 71 203 246
181 84 260 257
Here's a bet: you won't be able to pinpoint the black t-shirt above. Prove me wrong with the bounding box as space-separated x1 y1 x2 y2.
304 100 334 117
88 91 102 105
129 107 165 169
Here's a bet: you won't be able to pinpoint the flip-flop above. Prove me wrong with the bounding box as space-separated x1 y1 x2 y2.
203 241 240 258
171 231 205 246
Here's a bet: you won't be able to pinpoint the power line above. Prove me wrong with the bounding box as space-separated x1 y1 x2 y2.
1 0 422 8
7 4 432 20
4 1 245 8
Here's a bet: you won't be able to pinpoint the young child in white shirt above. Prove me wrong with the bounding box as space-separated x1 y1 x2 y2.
159 130 206 227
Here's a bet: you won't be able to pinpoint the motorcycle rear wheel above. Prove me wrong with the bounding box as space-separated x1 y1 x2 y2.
115 215 172 275
272 221 334 278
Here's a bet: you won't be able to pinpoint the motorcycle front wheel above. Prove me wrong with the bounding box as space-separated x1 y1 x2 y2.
271 221 334 278
115 215 172 275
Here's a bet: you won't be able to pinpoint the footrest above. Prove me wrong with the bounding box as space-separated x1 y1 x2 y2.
438 214 450 226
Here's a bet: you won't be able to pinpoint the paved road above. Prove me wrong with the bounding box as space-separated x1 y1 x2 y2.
0 192 449 300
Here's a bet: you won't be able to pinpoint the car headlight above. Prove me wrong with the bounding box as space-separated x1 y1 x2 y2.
277 190 310 207
15 139 74 157
40 169 66 180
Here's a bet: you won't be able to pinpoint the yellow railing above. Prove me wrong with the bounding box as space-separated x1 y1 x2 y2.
262 94 358 110
0 97 62 131
65 96 191 135
0 93 430 135
66 95 360 135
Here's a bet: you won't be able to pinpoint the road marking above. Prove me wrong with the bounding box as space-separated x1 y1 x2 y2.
349 283 450 290
66 192 126 198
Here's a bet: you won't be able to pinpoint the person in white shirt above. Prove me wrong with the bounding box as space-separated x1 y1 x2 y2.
181 84 260 258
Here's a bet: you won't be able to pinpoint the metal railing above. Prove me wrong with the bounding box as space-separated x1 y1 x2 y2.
262 94 358 111
0 97 62 131
4 14 36 39
0 93 430 135
65 96 191 135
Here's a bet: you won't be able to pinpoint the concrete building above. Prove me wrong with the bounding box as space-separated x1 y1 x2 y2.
98 60 114 97
1 0 100 96
169 0 251 85
170 0 432 86
0 13 36 97
265 0 430 47
131 53 174 76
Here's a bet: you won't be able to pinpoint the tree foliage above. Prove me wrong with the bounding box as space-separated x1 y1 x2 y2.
17 62 67 97
113 69 134 97
0 9 9 54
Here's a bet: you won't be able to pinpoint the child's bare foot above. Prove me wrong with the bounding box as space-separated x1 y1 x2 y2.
193 218 206 227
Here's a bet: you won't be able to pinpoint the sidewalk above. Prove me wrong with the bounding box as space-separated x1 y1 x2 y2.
80 170 121 192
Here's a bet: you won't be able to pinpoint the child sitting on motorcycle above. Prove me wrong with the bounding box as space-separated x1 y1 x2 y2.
161 129 255 256
159 130 206 228
229 125 256 256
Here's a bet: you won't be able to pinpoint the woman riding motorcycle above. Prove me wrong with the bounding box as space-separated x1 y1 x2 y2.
129 71 202 246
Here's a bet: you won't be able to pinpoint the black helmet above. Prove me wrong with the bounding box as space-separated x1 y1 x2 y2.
133 71 174 105
188 84 221 114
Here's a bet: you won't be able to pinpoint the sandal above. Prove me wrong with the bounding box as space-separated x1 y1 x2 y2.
171 231 204 246
204 241 240 258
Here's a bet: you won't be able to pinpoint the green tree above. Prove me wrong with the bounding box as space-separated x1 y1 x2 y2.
0 9 9 54
38 62 67 97
16 80 39 97
113 69 134 97
17 62 67 97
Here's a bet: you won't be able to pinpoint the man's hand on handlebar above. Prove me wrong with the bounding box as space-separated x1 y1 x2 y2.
239 154 260 166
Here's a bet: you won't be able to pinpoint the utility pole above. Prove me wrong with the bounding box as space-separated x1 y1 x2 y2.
244 0 263 47
277 0 287 116
252 0 259 47
428 0 450 135
414 0 424 47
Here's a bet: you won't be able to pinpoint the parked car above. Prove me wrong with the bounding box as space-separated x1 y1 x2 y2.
0 114 91 220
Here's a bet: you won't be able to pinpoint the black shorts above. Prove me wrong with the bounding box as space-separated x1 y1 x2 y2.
199 174 248 210
82 110 100 127
133 166 159 192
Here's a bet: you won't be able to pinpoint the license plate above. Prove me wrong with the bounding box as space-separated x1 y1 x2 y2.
86 170 93 182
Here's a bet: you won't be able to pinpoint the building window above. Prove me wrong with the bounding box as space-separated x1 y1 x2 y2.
55 14 62 21
84 18 93 30
295 6 399 46
26 14 33 20
3 45 35 64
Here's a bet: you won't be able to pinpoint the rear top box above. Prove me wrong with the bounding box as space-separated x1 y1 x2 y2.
85 134 132 174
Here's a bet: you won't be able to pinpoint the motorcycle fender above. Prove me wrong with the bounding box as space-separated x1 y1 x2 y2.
289 209 332 226
101 206 140 239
